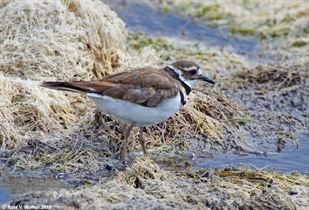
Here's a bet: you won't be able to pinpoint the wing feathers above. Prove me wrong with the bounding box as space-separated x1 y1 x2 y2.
41 68 180 107
123 89 142 101
102 86 126 99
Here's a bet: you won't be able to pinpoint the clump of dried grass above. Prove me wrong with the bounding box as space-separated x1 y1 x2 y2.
0 0 128 152
234 62 308 92
0 0 128 81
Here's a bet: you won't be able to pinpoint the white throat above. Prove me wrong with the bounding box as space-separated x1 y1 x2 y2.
182 79 197 88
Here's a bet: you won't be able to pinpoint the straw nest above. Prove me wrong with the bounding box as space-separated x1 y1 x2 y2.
0 0 230 172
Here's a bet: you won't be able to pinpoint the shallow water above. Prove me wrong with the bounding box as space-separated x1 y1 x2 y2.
196 133 309 174
0 169 71 205
104 0 273 64
0 186 11 206
155 133 309 174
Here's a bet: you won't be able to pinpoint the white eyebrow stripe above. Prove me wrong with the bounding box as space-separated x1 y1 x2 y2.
168 65 181 76
183 66 199 71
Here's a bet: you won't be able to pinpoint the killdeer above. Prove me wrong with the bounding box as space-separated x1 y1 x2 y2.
41 60 215 161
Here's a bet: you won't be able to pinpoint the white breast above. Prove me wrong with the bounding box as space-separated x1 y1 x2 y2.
87 93 183 127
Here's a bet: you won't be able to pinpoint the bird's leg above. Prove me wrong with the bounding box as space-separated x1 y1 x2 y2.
121 122 135 161
139 127 147 156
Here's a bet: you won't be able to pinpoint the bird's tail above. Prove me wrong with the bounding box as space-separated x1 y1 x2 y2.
40 81 88 93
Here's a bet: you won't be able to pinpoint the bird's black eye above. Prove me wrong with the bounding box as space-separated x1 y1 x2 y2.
189 70 197 75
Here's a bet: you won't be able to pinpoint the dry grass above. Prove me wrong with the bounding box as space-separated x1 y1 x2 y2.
0 0 127 81
0 0 128 153
234 62 308 91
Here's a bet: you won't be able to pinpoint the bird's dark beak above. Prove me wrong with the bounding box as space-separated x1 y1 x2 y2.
198 74 215 84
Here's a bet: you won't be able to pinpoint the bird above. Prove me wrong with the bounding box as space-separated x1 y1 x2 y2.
40 60 215 161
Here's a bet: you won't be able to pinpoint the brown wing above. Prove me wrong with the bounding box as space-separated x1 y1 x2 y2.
41 68 179 107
